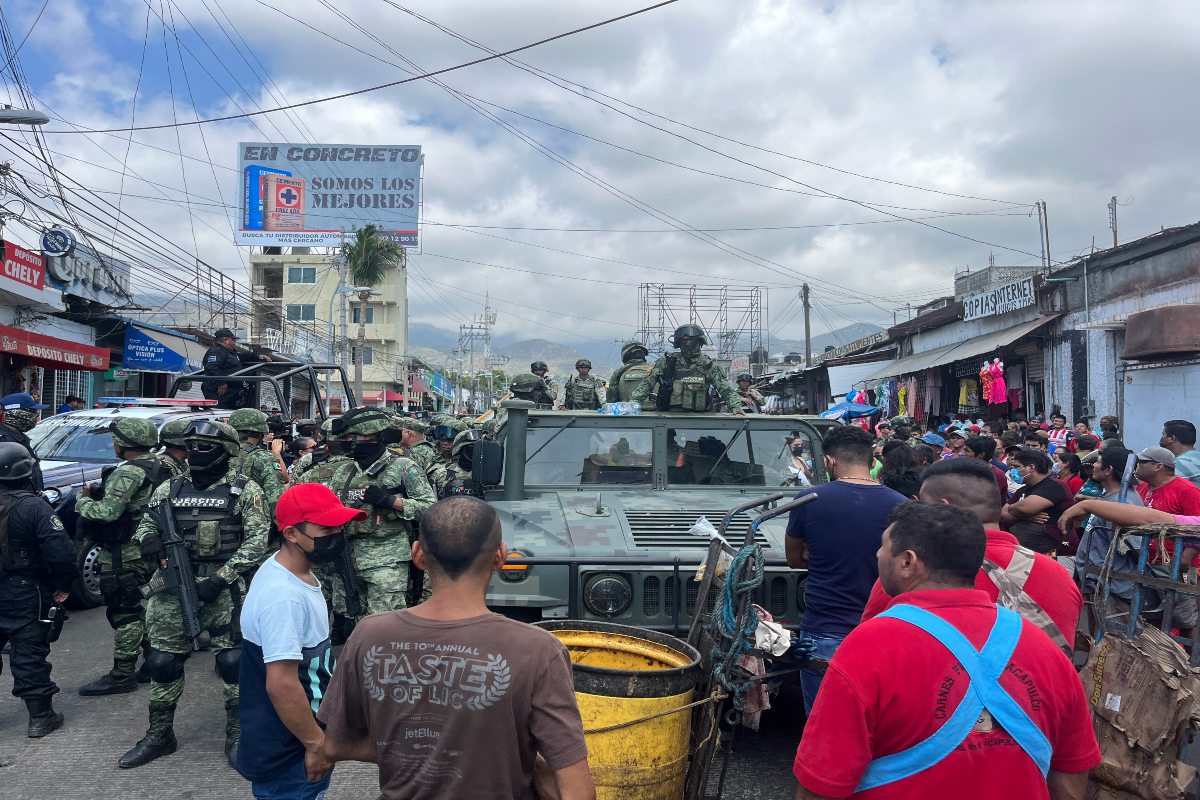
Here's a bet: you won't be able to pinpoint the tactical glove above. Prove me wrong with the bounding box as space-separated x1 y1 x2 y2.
363 485 395 508
139 532 163 560
196 576 225 604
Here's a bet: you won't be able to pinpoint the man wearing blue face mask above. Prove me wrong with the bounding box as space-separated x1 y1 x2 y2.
236 483 366 799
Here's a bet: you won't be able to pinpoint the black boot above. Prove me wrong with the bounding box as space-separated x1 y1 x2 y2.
224 700 240 769
136 643 152 683
25 697 64 738
118 703 178 768
79 661 139 696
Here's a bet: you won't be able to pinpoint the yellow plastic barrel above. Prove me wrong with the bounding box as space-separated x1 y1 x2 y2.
537 620 702 800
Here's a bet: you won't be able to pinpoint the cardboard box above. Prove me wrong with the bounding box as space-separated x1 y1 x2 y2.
1091 718 1197 800
1081 625 1200 754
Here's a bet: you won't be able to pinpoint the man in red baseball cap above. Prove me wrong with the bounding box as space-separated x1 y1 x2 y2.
235 484 365 798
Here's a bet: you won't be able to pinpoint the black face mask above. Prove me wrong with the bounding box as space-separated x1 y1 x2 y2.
351 440 386 468
299 529 346 565
187 443 229 474
791 445 805 455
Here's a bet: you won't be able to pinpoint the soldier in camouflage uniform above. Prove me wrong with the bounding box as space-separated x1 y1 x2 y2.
631 324 743 414
609 341 653 404
735 373 766 413
509 373 556 408
560 358 606 410
530 361 558 403
329 408 436 614
76 418 184 697
388 417 451 491
119 420 270 770
156 418 192 475
227 408 285 507
431 416 468 462
438 429 485 498
288 418 343 484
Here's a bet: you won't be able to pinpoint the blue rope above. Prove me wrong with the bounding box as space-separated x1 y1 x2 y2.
710 541 764 710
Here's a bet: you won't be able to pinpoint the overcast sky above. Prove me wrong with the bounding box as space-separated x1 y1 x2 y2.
3 0 1198 358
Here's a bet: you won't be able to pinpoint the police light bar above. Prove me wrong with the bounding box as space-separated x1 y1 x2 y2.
97 397 218 407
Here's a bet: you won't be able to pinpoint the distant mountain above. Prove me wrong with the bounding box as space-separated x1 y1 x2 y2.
771 323 884 359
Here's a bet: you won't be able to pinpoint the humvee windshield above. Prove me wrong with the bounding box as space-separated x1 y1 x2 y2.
667 427 816 486
525 427 654 485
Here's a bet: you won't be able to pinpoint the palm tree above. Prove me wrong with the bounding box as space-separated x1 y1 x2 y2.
341 225 405 403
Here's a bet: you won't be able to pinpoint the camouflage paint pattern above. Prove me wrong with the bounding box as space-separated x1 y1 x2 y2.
145 584 242 706
231 443 285 506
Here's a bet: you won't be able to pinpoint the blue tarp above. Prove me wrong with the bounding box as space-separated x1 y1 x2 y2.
819 401 879 421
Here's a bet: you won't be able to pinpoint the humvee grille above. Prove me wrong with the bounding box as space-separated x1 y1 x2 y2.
624 509 771 549
643 576 660 616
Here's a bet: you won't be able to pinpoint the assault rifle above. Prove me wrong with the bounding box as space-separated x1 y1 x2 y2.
336 543 362 618
154 502 203 643
656 353 677 412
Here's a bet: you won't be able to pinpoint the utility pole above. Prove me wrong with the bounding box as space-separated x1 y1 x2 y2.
1108 195 1119 248
801 283 811 368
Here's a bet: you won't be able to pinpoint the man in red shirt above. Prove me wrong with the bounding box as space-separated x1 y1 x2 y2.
794 502 1100 800
1133 446 1200 637
861 458 1081 654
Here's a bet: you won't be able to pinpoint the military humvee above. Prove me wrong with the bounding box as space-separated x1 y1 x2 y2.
477 401 834 633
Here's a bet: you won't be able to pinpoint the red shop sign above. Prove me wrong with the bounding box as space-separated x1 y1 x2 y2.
0 324 110 371
2 242 45 291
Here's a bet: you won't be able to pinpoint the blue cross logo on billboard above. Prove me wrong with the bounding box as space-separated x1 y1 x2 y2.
276 186 300 207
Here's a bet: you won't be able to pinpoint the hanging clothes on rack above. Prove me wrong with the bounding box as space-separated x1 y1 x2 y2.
979 362 994 406
897 383 908 416
990 359 1007 404
925 369 943 417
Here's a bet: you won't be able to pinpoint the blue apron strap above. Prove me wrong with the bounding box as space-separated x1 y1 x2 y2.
854 604 1050 793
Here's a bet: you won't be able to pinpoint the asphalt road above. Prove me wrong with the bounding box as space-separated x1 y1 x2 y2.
0 607 804 799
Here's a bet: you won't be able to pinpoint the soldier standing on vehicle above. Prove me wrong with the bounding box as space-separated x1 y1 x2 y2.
560 359 606 410
735 373 765 413
228 409 286 507
119 421 270 770
509 373 556 408
609 341 653 404
0 442 76 738
330 408 436 614
76 419 184 697
530 361 559 402
631 325 743 414
201 329 270 410
0 392 45 490
431 417 468 462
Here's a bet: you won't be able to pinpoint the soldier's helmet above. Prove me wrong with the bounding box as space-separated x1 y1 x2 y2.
737 373 753 383
228 407 270 435
530 361 548 373
158 418 192 448
434 418 468 441
109 417 159 450
180 420 240 457
575 358 592 369
0 441 37 483
509 373 544 394
621 341 649 363
330 407 392 438
670 324 708 346
452 429 484 462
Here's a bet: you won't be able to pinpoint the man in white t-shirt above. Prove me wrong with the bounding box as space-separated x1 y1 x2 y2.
235 483 366 799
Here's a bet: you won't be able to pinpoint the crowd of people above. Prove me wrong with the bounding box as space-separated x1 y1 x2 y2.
788 412 1200 799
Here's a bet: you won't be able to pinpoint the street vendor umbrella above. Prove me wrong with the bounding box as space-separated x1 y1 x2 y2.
820 401 879 421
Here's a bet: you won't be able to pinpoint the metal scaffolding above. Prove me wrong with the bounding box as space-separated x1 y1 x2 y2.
637 284 765 363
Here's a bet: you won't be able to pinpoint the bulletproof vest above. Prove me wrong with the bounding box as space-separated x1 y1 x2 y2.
79 457 171 545
296 453 348 485
669 356 714 412
617 362 653 402
0 489 39 576
565 376 601 409
230 441 261 476
167 475 249 564
443 477 483 498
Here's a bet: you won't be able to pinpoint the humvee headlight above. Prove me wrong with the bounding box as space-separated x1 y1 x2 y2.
500 551 530 582
583 574 632 618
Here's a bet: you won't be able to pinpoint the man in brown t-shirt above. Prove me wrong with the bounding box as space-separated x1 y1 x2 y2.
319 496 594 800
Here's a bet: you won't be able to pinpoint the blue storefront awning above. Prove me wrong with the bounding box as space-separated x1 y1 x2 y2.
123 322 206 373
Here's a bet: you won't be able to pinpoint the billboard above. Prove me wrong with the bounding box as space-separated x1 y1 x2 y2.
236 143 422 248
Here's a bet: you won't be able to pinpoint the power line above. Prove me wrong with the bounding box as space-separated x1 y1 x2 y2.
43 0 681 134
0 0 49 77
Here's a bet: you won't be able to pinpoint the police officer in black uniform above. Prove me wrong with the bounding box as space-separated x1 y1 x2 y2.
0 442 77 737
201 329 269 410
0 392 44 491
